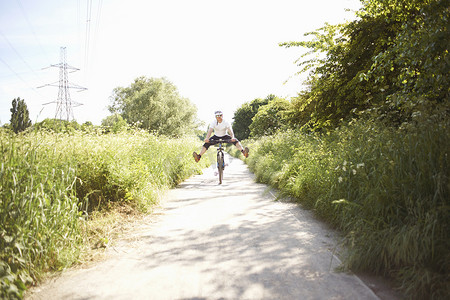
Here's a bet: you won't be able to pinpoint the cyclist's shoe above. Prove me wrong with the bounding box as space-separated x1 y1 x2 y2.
242 147 249 158
193 152 201 162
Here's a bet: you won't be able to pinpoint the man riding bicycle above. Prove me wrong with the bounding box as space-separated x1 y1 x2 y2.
193 110 249 162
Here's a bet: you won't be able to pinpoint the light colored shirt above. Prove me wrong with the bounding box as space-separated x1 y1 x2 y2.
209 120 231 137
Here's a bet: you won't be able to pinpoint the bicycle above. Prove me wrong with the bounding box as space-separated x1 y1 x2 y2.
213 138 230 184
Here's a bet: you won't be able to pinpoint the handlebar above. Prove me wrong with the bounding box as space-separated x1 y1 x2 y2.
210 138 232 145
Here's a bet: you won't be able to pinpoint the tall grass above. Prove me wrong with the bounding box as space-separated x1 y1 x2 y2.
232 113 449 299
1 131 81 299
0 129 209 299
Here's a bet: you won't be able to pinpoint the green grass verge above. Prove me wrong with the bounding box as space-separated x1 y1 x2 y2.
0 129 209 299
230 115 449 299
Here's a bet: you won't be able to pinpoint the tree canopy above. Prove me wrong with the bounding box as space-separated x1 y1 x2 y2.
231 0 448 137
279 0 449 129
232 95 273 140
249 97 291 137
109 77 199 136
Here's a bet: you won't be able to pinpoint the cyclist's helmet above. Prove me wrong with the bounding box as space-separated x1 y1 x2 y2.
215 110 223 117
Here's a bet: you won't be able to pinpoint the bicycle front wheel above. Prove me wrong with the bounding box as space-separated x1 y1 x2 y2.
217 151 224 184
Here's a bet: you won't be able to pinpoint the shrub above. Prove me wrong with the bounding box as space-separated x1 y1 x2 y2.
234 114 449 299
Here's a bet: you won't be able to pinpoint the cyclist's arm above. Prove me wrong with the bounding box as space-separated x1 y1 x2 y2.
227 126 237 141
204 127 214 142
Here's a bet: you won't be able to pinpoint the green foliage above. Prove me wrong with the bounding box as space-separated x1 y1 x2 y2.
9 98 31 134
227 1 450 298
232 95 272 140
235 113 449 299
360 0 449 107
69 132 209 212
101 114 129 133
33 118 81 133
1 132 81 299
280 0 449 129
109 76 199 136
0 129 209 298
249 97 291 137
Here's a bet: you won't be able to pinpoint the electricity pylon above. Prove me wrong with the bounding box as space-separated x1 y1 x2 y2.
39 47 87 121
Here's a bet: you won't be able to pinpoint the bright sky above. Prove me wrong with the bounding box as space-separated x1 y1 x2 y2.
0 0 361 126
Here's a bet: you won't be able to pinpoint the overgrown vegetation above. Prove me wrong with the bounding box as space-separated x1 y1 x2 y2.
0 129 209 299
230 110 449 298
230 0 449 298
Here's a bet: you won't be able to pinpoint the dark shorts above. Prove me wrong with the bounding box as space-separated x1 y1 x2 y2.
203 135 239 149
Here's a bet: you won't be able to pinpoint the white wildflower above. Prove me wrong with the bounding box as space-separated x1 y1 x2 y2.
338 177 343 183
356 163 365 169
412 111 421 118
352 169 357 175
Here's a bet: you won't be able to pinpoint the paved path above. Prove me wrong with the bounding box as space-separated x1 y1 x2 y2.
27 154 385 300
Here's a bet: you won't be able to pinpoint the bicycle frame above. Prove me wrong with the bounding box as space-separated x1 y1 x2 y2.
213 139 230 184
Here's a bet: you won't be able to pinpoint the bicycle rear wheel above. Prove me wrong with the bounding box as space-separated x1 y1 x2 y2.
217 151 224 184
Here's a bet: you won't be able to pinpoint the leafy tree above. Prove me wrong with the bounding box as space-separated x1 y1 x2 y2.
360 0 449 109
280 0 449 129
250 97 292 137
10 98 31 133
281 17 398 128
109 76 199 136
232 95 273 140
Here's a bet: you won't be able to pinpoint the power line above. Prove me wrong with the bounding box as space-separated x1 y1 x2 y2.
82 0 103 78
15 0 51 65
93 0 103 55
95 0 103 35
84 0 93 72
0 56 43 97
0 31 41 80
0 57 31 88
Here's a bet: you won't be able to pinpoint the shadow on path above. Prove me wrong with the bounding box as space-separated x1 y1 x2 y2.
27 154 393 300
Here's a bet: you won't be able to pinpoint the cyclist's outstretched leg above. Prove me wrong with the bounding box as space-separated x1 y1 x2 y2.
232 139 249 158
193 142 210 162
193 146 207 162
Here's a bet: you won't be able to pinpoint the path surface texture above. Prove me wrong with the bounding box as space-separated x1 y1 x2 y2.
28 154 392 300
